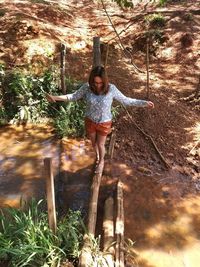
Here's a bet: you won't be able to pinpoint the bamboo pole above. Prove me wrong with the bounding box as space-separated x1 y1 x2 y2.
60 43 66 94
44 157 57 234
115 180 124 267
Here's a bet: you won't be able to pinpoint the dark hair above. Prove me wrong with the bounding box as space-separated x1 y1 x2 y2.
88 66 109 95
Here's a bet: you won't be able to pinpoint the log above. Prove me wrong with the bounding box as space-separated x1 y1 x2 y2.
103 197 115 267
87 173 102 234
78 173 102 267
44 157 57 234
115 180 124 267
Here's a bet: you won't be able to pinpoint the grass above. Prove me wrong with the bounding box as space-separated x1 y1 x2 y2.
0 199 84 267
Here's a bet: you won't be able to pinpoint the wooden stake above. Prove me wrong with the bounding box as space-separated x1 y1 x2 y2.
103 197 115 267
93 37 101 68
44 157 57 234
60 43 66 94
115 180 124 267
104 43 109 69
146 37 150 99
108 129 116 159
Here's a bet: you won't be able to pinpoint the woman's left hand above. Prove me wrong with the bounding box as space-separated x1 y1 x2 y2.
147 101 154 109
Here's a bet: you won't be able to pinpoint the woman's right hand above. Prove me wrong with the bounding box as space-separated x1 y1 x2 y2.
46 93 56 103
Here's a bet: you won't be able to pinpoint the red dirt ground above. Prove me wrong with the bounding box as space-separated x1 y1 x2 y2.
0 0 200 266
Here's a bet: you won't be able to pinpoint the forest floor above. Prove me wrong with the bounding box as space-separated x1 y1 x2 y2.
0 0 200 266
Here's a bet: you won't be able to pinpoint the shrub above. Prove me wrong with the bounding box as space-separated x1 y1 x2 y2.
0 199 84 267
145 13 166 28
111 0 133 8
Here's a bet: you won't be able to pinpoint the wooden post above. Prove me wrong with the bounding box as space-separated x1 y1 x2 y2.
44 157 57 234
115 180 124 267
93 37 101 68
146 37 150 99
60 43 66 94
108 129 116 159
104 43 109 69
103 197 115 267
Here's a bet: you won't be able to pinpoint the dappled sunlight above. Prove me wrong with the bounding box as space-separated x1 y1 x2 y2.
183 121 200 151
61 138 94 172
25 38 55 59
0 124 58 208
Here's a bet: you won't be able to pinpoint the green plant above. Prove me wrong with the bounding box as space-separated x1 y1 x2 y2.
145 13 166 28
0 107 8 126
145 29 165 44
0 199 84 267
183 12 194 21
0 9 6 16
158 0 168 5
84 235 115 267
111 0 133 8
124 238 138 266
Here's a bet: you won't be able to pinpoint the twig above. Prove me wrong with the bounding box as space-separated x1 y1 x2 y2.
189 139 200 155
100 0 144 74
122 105 170 169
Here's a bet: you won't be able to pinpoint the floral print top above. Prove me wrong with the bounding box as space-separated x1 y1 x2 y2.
66 83 148 123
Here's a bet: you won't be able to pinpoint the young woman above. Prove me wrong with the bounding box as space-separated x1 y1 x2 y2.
46 66 154 174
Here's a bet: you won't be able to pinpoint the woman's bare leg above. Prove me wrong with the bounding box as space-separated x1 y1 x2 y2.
96 134 107 173
88 132 99 163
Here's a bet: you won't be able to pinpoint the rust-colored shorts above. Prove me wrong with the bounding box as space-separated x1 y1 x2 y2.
85 117 112 136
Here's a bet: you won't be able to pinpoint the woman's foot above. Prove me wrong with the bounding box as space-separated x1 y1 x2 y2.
95 160 104 174
95 154 100 166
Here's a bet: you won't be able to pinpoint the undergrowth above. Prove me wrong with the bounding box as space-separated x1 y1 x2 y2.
0 199 84 267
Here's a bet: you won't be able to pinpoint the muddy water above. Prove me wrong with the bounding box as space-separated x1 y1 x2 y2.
0 125 59 207
0 125 94 212
109 162 200 267
58 138 95 217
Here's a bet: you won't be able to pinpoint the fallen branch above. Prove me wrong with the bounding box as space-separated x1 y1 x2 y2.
189 139 200 155
122 105 170 169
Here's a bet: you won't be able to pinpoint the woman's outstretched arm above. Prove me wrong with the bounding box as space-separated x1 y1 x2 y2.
112 84 154 108
46 83 88 103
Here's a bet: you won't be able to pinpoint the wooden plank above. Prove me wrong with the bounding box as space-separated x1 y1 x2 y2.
44 157 57 234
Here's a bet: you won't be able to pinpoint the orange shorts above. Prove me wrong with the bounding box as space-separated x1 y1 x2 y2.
85 117 112 136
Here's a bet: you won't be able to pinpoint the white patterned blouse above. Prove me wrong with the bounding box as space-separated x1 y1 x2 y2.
66 83 148 123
